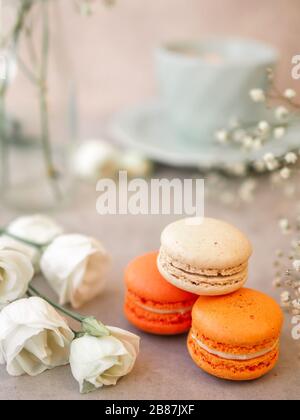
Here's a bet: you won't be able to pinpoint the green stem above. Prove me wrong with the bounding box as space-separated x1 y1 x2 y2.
0 227 49 250
39 0 62 201
28 285 84 324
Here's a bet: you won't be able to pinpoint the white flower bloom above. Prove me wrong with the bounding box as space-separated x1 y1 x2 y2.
249 89 266 103
72 139 120 182
275 106 289 121
253 160 266 173
285 152 298 165
280 167 292 180
0 297 74 376
292 299 300 310
41 234 111 309
70 326 140 394
263 152 275 162
279 218 290 233
118 152 153 178
0 241 34 309
242 136 254 149
258 121 270 134
253 139 263 150
5 215 63 271
284 89 296 100
233 129 246 143
293 260 300 272
215 130 228 144
280 291 291 304
273 127 286 139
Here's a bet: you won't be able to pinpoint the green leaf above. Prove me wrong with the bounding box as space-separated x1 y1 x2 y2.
81 317 110 338
81 381 97 395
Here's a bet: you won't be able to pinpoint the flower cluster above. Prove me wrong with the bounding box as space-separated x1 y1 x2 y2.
0 215 140 393
273 217 300 356
216 69 300 156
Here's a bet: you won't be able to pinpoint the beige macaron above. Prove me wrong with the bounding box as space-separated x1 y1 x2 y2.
157 217 252 296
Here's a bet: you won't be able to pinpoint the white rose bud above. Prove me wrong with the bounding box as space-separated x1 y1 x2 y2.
41 234 111 309
249 89 266 103
0 240 34 309
5 215 63 271
70 326 140 394
0 297 74 376
72 140 119 182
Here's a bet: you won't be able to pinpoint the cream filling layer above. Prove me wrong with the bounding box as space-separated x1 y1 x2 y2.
135 301 193 315
192 335 278 361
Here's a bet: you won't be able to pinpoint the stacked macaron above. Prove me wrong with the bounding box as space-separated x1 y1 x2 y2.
124 252 198 335
124 217 284 381
158 218 252 296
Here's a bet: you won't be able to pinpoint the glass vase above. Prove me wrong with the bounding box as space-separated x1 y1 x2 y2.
0 0 77 212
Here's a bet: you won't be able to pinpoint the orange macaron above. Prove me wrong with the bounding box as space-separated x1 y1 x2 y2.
187 288 284 381
124 252 198 335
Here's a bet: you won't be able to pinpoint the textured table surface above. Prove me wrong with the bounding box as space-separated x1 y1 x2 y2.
0 170 299 401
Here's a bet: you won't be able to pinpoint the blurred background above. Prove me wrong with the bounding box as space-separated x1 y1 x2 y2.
60 0 300 135
1 0 300 211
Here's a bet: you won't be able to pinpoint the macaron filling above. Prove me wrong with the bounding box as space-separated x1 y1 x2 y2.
191 334 279 361
135 301 194 315
159 249 248 277
126 290 196 316
158 252 248 289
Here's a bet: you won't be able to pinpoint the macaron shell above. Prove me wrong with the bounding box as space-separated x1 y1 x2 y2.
192 288 283 346
124 252 197 335
125 252 196 303
187 331 279 381
160 218 252 270
125 297 192 335
157 256 248 296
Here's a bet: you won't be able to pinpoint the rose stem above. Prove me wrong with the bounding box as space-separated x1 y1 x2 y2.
28 285 84 324
0 227 49 249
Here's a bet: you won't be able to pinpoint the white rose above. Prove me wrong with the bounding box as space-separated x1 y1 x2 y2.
118 151 153 178
0 297 74 376
0 240 34 309
41 234 111 309
72 140 120 182
5 215 63 271
70 326 140 393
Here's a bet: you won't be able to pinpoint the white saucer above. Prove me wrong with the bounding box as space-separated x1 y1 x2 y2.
110 102 300 169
